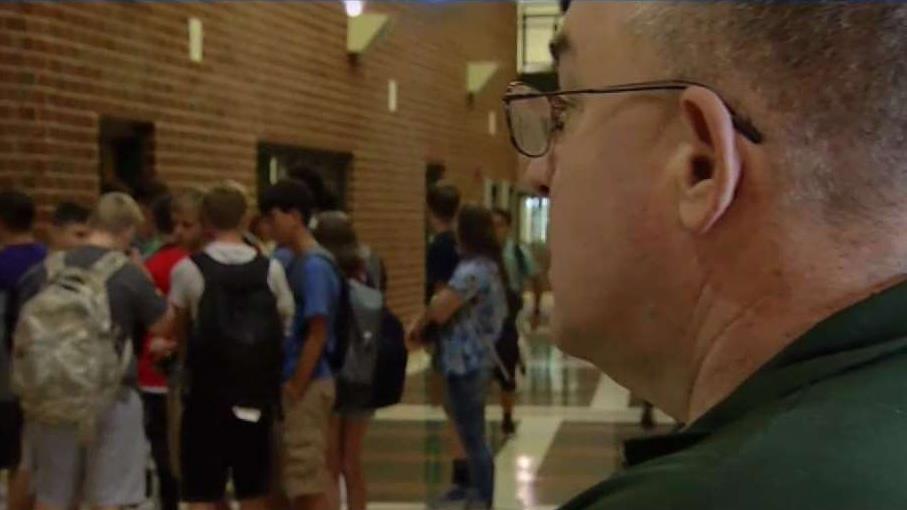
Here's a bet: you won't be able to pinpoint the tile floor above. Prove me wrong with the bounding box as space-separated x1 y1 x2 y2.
364 298 675 510
0 297 675 510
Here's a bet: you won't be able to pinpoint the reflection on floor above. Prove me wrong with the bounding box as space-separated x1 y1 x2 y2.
365 308 674 510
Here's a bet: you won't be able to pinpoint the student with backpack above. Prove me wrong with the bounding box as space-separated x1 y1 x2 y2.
258 179 341 510
13 192 173 510
168 184 293 510
314 211 401 510
491 208 544 435
0 190 48 510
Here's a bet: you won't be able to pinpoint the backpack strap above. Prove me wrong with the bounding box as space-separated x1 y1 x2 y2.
44 252 67 281
192 252 271 287
191 252 219 281
90 251 130 283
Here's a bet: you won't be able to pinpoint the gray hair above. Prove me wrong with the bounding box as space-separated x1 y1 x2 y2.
629 3 907 218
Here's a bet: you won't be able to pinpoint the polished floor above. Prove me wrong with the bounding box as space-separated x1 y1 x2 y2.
364 295 674 510
0 297 674 510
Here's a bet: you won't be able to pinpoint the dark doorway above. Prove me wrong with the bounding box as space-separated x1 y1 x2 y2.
98 118 155 194
257 144 352 210
425 162 446 242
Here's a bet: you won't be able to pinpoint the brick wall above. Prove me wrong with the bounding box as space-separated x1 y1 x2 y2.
0 2 518 317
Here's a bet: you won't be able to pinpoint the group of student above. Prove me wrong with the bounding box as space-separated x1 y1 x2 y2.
0 174 540 510
414 182 543 510
0 169 392 510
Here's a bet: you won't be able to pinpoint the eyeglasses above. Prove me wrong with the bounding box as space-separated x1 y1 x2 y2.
502 80 764 158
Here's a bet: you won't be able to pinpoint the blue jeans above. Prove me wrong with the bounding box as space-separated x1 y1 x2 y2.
445 369 494 507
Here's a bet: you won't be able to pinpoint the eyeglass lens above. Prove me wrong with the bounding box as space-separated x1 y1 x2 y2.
507 84 553 157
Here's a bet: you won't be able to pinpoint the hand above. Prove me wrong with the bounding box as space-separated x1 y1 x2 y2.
129 247 144 267
283 381 304 403
149 337 177 360
405 318 425 352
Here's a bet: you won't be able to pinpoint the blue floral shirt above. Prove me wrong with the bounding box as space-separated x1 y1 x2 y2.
436 257 507 376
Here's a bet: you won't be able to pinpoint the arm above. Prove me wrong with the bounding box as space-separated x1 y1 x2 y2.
284 257 335 400
127 260 173 339
407 288 464 351
408 262 478 349
269 261 296 335
170 306 190 346
148 305 175 338
285 316 328 400
427 287 465 325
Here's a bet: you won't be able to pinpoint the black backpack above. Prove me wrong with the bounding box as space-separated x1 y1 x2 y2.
187 253 283 410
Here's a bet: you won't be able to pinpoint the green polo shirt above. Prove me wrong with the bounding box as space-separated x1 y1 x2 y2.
563 281 907 510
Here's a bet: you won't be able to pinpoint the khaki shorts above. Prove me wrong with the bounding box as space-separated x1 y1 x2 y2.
280 378 335 499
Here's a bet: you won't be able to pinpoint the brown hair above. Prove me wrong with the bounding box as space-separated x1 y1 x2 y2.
456 204 509 292
202 184 247 231
313 211 363 278
427 182 461 223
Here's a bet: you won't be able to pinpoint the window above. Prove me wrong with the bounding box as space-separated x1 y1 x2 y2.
257 144 352 210
520 195 549 244
98 118 155 194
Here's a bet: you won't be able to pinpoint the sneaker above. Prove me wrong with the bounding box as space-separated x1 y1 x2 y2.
430 486 470 509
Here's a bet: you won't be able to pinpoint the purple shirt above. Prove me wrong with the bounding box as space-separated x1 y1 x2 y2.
0 243 47 292
0 242 47 340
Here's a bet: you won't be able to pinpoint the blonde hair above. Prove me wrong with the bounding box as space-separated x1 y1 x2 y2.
88 192 145 234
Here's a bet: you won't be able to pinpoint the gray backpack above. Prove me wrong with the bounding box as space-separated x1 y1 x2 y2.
12 251 131 441
339 279 383 388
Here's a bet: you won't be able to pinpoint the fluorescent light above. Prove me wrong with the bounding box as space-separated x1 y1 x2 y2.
344 0 365 18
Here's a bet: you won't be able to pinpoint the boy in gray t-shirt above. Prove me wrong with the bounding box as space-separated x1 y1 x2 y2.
16 193 171 510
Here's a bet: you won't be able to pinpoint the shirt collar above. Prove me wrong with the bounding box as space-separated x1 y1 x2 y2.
624 279 907 467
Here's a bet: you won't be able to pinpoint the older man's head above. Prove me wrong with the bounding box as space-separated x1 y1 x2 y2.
521 2 907 420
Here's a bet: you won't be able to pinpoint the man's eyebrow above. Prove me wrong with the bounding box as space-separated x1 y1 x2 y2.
549 29 570 66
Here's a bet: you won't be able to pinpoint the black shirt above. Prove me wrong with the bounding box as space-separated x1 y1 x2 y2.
426 230 459 303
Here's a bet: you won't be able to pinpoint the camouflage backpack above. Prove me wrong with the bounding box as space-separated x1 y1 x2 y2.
12 251 131 441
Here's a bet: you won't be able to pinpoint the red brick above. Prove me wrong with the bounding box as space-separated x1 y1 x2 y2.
0 2 518 316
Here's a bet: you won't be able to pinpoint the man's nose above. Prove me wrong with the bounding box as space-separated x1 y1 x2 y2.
520 151 556 197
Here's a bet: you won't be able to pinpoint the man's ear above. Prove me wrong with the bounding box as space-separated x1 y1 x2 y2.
673 86 744 234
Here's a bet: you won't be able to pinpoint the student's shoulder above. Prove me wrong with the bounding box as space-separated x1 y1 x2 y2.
169 254 203 282
302 252 334 271
303 253 337 275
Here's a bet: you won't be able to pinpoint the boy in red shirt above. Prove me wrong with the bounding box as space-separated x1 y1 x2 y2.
141 190 205 510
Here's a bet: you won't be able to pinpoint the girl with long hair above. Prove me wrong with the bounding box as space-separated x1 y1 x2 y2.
312 211 373 510
408 204 509 510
